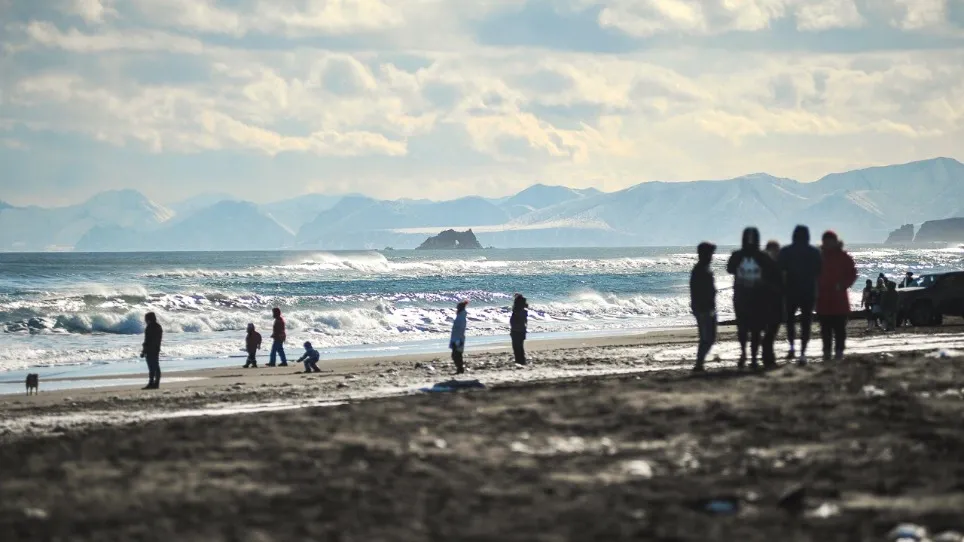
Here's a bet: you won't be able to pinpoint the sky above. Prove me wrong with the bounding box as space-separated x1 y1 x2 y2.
0 0 963 207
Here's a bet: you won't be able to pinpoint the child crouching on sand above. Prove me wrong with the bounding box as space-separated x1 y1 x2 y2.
689 242 717 372
450 301 468 375
297 341 321 373
243 323 262 368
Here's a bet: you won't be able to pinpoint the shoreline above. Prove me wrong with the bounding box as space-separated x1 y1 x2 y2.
2 320 962 440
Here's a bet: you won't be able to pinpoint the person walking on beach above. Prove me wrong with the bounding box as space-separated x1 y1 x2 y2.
689 242 717 372
510 294 529 366
140 312 163 390
778 225 822 364
268 307 288 367
762 240 784 369
297 341 321 373
450 301 468 375
243 323 262 368
816 231 858 361
727 227 777 370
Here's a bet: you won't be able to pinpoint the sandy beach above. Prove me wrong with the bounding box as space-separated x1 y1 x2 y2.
2 321 964 540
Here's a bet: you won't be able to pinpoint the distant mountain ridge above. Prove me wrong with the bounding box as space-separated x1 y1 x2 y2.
4 157 963 251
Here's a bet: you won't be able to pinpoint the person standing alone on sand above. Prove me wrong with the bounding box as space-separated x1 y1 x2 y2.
816 231 858 361
510 294 529 366
689 242 717 372
450 301 468 375
778 226 822 364
141 312 162 390
727 227 777 370
268 308 288 367
243 323 262 368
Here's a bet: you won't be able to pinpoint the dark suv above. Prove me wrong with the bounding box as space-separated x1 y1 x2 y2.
897 271 964 326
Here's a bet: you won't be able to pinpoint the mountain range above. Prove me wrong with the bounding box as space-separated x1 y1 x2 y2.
1 157 962 252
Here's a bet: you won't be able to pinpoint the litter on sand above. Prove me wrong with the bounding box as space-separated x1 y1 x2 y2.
419 379 486 393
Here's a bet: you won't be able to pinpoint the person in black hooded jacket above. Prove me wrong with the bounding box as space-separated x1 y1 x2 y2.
140 312 163 390
689 242 717 372
510 294 529 365
727 227 779 369
778 225 822 364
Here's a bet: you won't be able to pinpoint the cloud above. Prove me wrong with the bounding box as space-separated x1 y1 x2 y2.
0 0 961 205
66 0 117 24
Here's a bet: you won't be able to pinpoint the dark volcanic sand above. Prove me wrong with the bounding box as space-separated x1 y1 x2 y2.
2 351 964 541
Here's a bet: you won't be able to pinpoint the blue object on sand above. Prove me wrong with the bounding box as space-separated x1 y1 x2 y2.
700 498 739 515
419 379 486 393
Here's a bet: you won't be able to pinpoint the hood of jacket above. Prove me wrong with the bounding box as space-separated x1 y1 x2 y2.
741 227 761 252
792 225 810 246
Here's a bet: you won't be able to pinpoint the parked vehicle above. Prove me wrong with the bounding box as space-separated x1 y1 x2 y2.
896 271 964 326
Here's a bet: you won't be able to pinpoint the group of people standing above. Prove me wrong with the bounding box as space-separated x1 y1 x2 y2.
137 228 869 388
690 225 858 372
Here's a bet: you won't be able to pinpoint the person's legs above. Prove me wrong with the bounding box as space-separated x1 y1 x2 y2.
799 298 814 358
269 340 287 366
694 311 716 370
763 322 778 368
785 299 798 357
244 349 257 368
750 328 762 368
834 315 847 359
511 334 527 365
277 342 287 366
451 350 465 374
736 318 748 367
819 316 833 361
146 355 160 388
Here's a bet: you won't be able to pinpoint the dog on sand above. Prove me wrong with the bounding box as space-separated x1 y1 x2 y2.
26 373 39 395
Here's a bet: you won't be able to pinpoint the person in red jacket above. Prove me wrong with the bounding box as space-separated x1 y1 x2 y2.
267 307 288 367
816 231 857 361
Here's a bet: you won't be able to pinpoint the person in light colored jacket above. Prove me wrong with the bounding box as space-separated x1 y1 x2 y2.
450 301 468 375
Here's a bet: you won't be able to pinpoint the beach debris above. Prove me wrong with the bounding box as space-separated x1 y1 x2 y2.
928 349 963 359
777 484 807 514
806 502 840 519
419 379 485 393
862 384 887 398
433 438 447 449
344 374 357 380
336 382 350 389
620 459 654 479
23 507 49 520
933 531 964 542
888 523 928 541
695 497 739 515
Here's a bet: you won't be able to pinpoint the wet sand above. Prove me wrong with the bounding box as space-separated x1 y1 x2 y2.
2 322 964 540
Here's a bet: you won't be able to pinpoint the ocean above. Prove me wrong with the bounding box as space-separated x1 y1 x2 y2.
1 246 962 375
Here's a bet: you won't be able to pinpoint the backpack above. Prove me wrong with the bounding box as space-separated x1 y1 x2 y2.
736 256 763 288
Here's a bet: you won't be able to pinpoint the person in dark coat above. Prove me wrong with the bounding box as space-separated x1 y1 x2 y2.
243 323 262 368
816 231 858 361
510 294 529 366
268 307 288 367
689 242 717 372
140 312 163 390
727 227 779 370
763 240 784 369
778 225 822 364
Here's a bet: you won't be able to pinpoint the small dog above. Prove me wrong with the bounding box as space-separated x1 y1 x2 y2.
25 373 39 395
